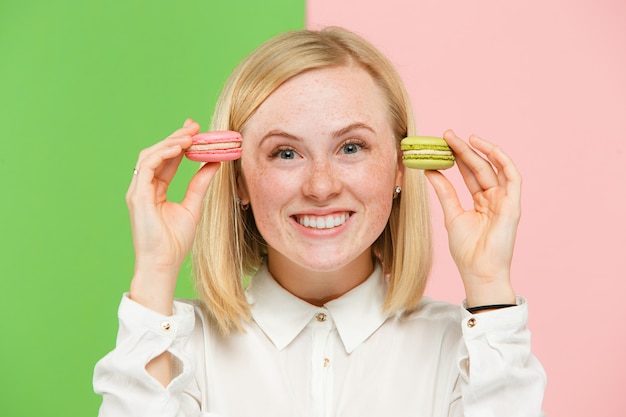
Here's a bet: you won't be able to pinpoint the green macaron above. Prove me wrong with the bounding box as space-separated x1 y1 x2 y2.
400 136 455 170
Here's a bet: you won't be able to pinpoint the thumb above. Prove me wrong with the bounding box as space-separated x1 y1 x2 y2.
424 170 464 224
181 162 221 220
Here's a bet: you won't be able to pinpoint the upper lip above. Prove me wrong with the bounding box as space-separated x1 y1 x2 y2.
291 208 353 217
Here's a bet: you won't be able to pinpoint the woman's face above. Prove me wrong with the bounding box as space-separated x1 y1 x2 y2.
239 65 402 274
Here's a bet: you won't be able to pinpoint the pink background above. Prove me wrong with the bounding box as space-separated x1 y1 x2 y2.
308 1 625 415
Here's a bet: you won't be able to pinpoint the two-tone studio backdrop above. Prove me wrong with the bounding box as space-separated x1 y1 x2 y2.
1 1 624 416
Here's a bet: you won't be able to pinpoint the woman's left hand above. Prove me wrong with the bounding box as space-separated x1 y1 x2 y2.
425 130 519 307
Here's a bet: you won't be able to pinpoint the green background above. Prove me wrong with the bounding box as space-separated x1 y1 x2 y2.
0 1 303 415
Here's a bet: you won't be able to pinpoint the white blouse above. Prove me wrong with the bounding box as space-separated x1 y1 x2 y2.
93 263 546 417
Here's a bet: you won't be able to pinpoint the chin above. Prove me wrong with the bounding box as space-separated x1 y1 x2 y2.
291 248 372 273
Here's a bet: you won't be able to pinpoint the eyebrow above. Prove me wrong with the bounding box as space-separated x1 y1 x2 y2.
259 130 301 145
259 122 376 145
332 122 376 138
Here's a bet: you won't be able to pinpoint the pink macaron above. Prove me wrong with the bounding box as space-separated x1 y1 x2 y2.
185 131 243 162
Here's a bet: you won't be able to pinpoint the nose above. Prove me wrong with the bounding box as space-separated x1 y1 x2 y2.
301 159 342 201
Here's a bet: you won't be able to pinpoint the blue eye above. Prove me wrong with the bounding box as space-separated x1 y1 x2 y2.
279 149 296 159
342 143 361 154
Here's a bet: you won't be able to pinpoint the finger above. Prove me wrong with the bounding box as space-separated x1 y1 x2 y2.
451 151 480 195
151 121 202 185
469 136 522 208
442 130 484 195
444 130 498 194
469 137 522 224
469 135 521 190
128 144 186 208
130 121 199 184
128 121 200 205
126 144 182 206
152 145 186 187
170 119 199 139
424 170 464 225
138 120 199 166
492 146 522 211
180 162 221 220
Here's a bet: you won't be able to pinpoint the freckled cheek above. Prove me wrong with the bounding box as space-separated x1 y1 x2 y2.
244 176 279 240
366 158 395 189
368 183 394 219
244 165 300 223
356 163 396 223
248 166 298 195
247 172 303 247
372 201 393 224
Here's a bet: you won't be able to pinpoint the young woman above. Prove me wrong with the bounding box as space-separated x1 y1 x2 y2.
94 27 546 416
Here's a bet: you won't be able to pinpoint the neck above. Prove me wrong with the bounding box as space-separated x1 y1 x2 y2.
266 249 375 306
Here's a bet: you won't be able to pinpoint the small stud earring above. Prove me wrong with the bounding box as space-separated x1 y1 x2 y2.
236 197 250 211
393 185 402 199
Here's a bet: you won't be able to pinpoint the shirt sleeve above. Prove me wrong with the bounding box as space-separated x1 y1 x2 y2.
450 297 547 417
93 294 207 417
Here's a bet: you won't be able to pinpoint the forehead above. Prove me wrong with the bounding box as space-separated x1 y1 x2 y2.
243 65 391 136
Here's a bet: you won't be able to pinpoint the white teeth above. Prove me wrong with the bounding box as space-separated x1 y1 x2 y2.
298 213 350 229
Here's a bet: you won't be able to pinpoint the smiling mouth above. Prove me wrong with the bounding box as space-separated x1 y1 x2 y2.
295 213 351 229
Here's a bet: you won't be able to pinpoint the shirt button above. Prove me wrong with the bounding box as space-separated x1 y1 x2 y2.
161 321 172 331
323 358 330 367
467 318 476 328
316 313 327 322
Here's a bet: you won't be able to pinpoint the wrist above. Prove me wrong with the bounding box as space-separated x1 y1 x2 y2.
129 269 178 315
463 279 516 310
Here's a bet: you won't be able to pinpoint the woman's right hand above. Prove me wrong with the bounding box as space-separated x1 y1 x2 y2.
126 119 220 315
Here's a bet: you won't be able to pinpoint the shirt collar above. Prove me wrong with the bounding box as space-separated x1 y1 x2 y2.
245 262 389 354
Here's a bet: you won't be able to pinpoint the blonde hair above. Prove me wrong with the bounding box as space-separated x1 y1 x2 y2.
192 27 432 333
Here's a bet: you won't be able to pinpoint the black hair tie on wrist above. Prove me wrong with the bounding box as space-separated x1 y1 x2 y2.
466 304 517 314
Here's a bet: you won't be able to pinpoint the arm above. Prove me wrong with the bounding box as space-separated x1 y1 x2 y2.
125 119 218 385
448 300 546 417
449 297 546 417
94 120 219 416
426 131 546 415
93 296 204 417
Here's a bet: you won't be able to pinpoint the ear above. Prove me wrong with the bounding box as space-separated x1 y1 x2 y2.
236 170 250 205
395 150 405 187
